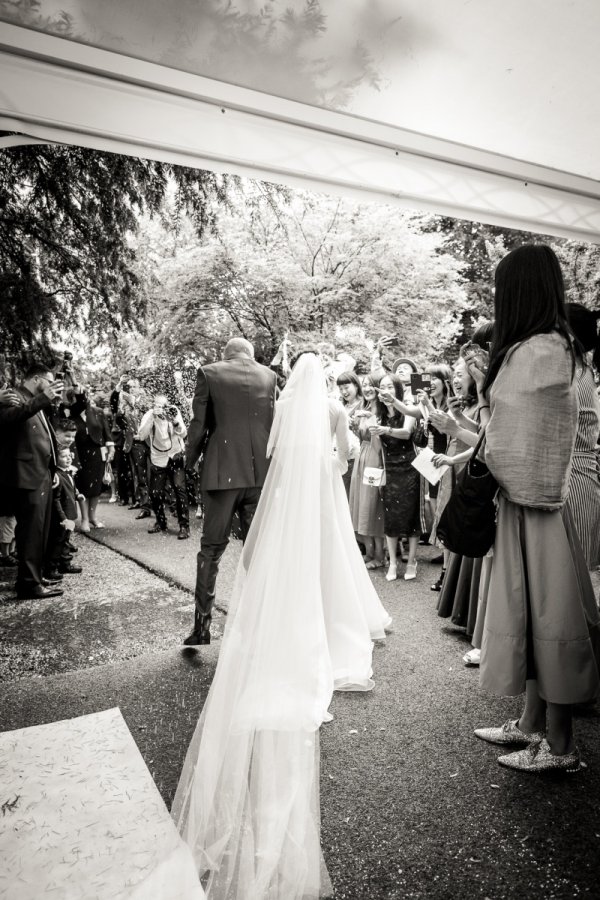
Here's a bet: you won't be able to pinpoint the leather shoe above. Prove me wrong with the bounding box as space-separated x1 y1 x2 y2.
128 502 141 510
65 543 78 553
58 563 83 574
136 509 152 520
148 523 167 534
42 576 63 586
43 570 63 582
178 526 190 540
17 587 64 599
183 628 210 646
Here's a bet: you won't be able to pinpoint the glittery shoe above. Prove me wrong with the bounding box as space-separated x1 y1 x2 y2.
474 718 544 746
498 738 582 773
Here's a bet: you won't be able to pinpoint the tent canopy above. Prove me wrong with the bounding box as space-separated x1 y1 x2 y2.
1 0 600 241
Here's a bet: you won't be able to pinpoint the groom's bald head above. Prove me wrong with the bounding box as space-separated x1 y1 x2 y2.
223 338 254 360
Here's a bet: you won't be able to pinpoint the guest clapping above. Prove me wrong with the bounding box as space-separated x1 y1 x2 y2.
138 395 190 539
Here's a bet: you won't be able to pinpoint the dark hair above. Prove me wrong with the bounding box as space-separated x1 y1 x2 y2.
336 370 363 399
470 321 495 351
426 364 453 409
378 372 404 424
56 418 77 433
483 244 575 393
566 303 600 370
24 362 53 380
291 345 318 368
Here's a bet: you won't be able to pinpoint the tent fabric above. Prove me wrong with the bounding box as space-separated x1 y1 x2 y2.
1 4 599 242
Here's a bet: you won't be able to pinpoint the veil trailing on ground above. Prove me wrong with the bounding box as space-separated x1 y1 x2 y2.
172 354 341 899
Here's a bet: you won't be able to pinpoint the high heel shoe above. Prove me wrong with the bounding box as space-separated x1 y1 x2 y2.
385 564 397 582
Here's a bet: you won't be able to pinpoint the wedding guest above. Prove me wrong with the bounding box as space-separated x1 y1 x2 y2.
392 357 418 402
348 373 386 568
0 516 17 568
474 244 600 773
0 363 64 599
138 395 189 539
45 446 83 578
119 379 153 519
428 359 478 591
373 373 420 581
336 371 364 496
71 388 114 531
564 303 600 571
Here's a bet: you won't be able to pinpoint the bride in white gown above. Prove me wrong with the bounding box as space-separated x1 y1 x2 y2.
172 352 391 899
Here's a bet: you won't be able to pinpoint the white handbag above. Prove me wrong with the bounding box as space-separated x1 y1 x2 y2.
362 466 386 487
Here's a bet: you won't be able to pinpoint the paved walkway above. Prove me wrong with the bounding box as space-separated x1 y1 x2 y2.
1 498 599 899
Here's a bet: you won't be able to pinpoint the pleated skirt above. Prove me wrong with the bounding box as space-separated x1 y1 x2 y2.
480 495 600 704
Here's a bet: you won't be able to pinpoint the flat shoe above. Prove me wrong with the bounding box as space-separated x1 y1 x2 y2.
463 648 481 666
90 522 104 529
498 738 582 773
365 559 384 570
474 718 544 746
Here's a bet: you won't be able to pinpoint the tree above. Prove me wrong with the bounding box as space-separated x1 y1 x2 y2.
0 142 227 364
139 188 471 365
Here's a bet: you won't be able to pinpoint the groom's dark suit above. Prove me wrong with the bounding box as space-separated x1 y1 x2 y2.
186 355 277 631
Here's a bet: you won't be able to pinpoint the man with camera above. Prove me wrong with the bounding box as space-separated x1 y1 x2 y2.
0 363 64 599
138 394 190 539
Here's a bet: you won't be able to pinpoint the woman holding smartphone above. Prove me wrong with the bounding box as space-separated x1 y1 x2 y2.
427 359 478 591
348 373 386 568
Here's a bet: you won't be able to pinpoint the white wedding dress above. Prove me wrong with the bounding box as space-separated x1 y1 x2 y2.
172 354 391 899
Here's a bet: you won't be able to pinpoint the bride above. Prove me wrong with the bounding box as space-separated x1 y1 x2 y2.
172 350 391 899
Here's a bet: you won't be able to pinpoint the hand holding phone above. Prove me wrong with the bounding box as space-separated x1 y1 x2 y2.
410 373 432 395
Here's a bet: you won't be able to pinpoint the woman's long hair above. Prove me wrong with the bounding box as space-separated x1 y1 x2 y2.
378 374 404 425
483 244 576 394
566 302 600 370
362 372 384 418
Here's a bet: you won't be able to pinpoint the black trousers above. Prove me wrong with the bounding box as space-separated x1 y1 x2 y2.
149 458 189 529
114 446 134 502
130 441 151 510
194 487 261 624
14 473 53 596
46 520 71 569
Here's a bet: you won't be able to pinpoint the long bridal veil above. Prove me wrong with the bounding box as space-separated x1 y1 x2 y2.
172 354 341 899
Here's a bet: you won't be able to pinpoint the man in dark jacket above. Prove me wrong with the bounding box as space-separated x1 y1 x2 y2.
45 446 84 578
184 338 277 645
0 363 64 598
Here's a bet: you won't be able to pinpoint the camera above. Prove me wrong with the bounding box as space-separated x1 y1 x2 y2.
166 405 179 419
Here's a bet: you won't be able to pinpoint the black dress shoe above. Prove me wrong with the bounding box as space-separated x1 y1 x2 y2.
42 576 63 586
183 628 210 646
65 543 78 553
148 523 167 534
136 509 152 520
0 555 17 568
177 526 190 540
17 586 64 599
58 563 83 574
128 502 141 510
43 570 64 582
431 553 444 565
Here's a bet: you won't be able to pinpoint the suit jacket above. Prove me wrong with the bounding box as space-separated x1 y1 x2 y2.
186 357 277 490
53 468 79 521
0 385 57 490
73 401 112 447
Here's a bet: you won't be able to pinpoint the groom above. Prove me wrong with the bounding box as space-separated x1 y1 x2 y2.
183 338 277 646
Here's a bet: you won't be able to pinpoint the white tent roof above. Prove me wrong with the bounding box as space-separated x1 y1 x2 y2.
2 0 600 241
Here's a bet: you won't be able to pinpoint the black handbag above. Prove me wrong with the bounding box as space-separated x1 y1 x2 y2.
436 430 498 558
412 422 428 448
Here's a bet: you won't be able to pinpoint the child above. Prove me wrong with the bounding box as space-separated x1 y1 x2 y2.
45 447 84 578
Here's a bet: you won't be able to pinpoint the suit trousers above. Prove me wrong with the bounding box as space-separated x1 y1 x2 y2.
14 472 53 595
195 487 261 624
130 441 151 510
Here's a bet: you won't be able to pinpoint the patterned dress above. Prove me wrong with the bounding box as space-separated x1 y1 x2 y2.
380 414 420 537
565 364 600 567
348 413 385 537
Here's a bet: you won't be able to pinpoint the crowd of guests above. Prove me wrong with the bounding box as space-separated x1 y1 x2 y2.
0 362 201 600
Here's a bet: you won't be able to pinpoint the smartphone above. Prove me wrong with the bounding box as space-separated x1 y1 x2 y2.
410 373 432 395
445 379 456 398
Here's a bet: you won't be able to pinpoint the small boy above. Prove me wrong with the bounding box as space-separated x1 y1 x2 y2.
45 447 84 578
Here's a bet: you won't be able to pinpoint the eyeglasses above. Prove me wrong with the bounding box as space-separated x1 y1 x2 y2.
38 374 55 385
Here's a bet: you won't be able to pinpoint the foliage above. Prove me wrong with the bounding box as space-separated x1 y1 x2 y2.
0 143 228 365
138 189 471 367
